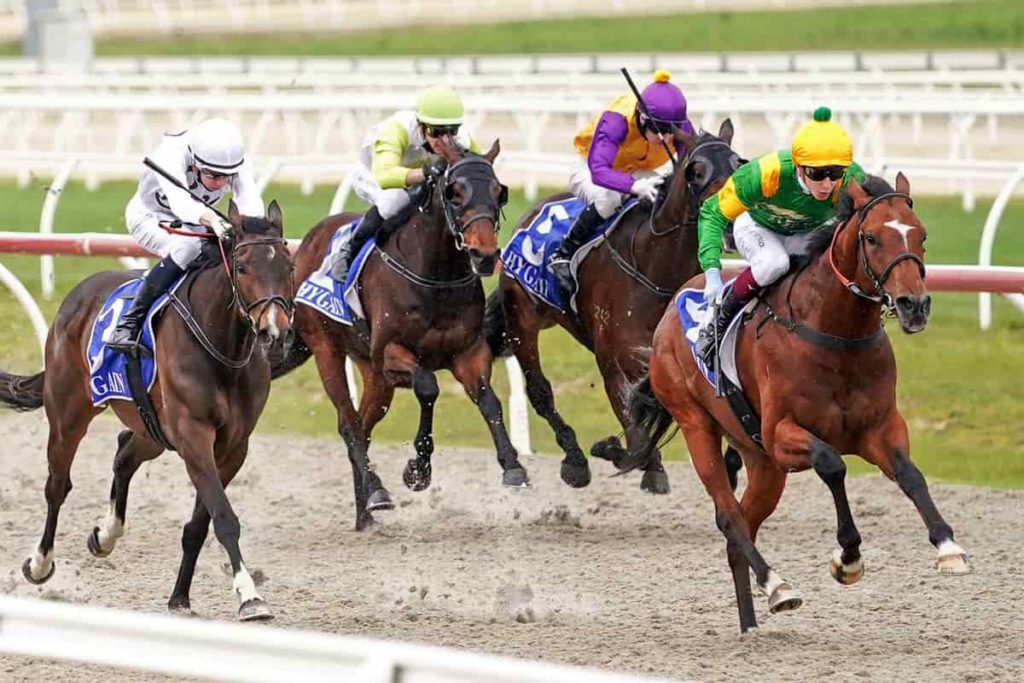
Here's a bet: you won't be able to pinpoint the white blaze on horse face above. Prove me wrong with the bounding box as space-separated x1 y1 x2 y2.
883 219 917 249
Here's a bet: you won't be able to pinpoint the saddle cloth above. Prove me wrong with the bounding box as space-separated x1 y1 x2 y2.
675 283 758 389
295 219 377 325
87 273 186 407
501 197 638 314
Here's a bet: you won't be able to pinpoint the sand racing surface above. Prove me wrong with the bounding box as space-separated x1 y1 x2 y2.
0 412 1020 682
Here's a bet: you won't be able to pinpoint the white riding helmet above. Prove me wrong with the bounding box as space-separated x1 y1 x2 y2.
188 118 245 174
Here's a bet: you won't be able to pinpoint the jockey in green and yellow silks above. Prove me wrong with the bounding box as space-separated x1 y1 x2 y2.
695 107 866 364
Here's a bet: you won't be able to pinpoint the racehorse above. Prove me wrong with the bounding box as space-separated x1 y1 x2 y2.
0 201 295 621
484 122 744 494
627 173 971 633
273 141 524 531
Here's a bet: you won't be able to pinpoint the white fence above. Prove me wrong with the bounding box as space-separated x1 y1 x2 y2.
0 595 675 682
0 0 978 40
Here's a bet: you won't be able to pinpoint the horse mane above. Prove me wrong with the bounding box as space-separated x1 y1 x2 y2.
190 215 279 271
798 174 895 262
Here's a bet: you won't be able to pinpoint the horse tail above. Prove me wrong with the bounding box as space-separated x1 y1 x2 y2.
484 288 512 358
621 373 677 473
269 333 312 380
0 370 45 412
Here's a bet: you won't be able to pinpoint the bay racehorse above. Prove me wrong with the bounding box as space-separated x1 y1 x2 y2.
272 141 525 531
484 122 744 494
628 174 971 633
0 201 295 620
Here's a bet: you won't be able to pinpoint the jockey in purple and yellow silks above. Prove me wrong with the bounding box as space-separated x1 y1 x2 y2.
548 70 695 297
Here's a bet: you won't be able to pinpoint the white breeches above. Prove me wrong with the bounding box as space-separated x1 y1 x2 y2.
568 156 662 220
733 212 814 288
128 213 206 269
351 164 411 220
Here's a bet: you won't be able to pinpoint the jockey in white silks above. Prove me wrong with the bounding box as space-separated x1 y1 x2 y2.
106 117 264 352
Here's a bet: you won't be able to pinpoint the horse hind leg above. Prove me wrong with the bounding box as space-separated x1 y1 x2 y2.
505 293 588 487
167 494 210 614
88 430 164 558
354 362 397 517
24 391 96 584
597 367 670 494
402 367 439 491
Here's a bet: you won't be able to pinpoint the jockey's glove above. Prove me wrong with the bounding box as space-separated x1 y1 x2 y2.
200 210 233 238
423 157 447 184
703 268 723 303
631 176 664 204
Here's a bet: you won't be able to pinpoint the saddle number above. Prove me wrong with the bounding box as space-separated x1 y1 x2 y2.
522 204 571 267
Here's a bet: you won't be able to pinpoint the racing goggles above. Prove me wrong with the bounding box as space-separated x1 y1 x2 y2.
424 124 460 138
198 167 235 181
802 165 847 182
639 113 679 136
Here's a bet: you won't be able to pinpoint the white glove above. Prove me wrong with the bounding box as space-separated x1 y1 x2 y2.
703 268 723 304
202 211 233 238
630 176 664 203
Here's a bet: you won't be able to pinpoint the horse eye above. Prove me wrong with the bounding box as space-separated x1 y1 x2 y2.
236 261 248 274
864 233 878 246
729 156 741 171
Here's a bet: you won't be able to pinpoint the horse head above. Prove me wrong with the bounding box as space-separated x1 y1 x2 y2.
838 173 929 333
659 119 742 224
225 199 296 350
434 139 508 276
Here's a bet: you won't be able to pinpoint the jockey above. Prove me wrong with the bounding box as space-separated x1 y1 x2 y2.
695 106 866 364
549 70 694 298
106 117 263 352
331 86 481 282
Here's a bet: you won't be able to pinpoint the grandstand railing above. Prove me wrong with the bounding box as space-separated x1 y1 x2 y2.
0 595 673 682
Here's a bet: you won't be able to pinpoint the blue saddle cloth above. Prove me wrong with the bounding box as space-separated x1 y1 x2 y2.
501 197 636 313
675 280 747 388
295 219 377 325
87 274 185 407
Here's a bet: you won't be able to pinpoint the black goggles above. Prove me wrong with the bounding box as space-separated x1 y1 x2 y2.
640 114 677 136
802 165 847 182
424 124 460 138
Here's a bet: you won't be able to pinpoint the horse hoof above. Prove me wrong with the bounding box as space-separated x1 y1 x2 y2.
167 598 193 616
640 470 670 495
768 582 803 614
829 549 864 585
87 526 112 558
355 512 377 532
933 548 970 573
238 598 274 622
366 487 394 512
590 436 627 469
402 459 432 492
560 459 591 488
22 557 55 585
502 467 530 488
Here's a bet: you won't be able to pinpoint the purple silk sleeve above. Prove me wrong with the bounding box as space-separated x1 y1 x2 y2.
587 111 635 195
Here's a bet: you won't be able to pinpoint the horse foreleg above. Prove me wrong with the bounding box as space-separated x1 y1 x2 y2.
508 311 588 487
178 426 271 622
450 339 529 488
774 417 864 585
406 366 439 492
168 439 248 614
88 430 164 558
860 413 971 575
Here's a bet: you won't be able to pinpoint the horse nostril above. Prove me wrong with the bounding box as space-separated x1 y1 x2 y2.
282 329 295 353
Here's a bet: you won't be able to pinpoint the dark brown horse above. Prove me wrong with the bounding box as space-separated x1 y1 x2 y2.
628 174 971 633
484 122 743 493
273 141 524 531
0 201 295 620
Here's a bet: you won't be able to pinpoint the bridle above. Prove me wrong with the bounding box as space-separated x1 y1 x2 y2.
437 156 508 250
828 191 924 313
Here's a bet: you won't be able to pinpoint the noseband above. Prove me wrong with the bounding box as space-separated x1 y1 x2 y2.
828 191 925 312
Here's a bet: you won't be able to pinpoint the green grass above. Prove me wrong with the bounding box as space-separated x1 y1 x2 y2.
0 178 1021 488
1 1 1019 57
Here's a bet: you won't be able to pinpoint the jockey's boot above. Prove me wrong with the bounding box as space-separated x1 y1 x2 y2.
331 206 384 283
695 285 746 366
106 256 185 353
548 203 603 300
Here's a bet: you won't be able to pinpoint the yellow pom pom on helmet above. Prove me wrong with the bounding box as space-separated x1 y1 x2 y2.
791 107 853 167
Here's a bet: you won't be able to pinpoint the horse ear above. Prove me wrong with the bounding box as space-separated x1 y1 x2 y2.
266 199 283 232
718 118 735 146
484 138 501 163
847 178 870 209
672 128 696 155
228 200 242 229
894 171 911 195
